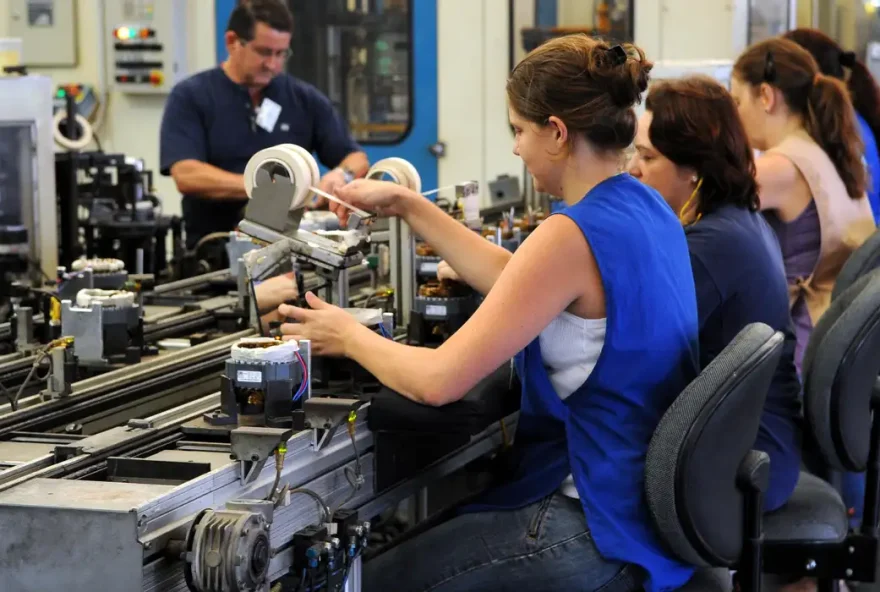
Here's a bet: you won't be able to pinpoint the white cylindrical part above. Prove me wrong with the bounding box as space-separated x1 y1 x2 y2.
71 258 125 273
280 143 320 204
243 144 319 211
53 110 94 151
230 337 300 363
75 289 136 308
366 158 422 194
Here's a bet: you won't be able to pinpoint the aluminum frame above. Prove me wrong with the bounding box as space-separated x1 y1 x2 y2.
0 75 57 281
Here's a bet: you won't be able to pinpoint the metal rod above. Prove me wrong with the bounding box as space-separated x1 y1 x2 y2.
308 186 374 220
151 269 231 294
336 268 350 307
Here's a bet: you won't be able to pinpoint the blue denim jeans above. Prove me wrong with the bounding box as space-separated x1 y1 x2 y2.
362 492 644 592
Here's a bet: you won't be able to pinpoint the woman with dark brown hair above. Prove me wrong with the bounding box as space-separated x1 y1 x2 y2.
279 34 701 591
730 37 875 374
785 27 880 222
629 75 801 513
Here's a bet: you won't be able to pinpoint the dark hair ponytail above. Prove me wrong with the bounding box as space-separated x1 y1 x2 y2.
784 28 880 170
805 73 867 198
847 59 880 151
735 37 866 198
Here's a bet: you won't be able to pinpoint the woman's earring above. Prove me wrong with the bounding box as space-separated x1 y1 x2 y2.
691 175 698 184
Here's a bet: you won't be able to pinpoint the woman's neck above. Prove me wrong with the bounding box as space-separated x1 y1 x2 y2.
763 114 806 150
560 149 623 206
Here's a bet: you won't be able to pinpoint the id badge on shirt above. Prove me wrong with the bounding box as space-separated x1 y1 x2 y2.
255 97 282 133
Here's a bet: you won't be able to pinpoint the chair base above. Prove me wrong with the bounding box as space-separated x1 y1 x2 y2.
762 535 877 582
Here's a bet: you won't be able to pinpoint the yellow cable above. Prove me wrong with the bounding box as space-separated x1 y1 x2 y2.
678 177 704 225
499 419 511 448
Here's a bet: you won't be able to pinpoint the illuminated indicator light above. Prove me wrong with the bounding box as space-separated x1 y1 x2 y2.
149 71 164 86
139 28 150 39
55 89 65 98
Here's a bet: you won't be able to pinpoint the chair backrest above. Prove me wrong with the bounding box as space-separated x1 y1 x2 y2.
645 323 784 568
832 229 880 301
802 268 880 472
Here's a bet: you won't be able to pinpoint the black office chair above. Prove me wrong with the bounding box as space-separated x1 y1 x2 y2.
761 269 880 589
832 229 880 301
645 323 785 592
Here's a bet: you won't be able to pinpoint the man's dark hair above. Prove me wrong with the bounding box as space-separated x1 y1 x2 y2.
227 0 293 41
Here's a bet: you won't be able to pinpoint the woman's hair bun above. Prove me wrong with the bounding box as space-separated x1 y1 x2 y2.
587 43 652 108
507 34 654 152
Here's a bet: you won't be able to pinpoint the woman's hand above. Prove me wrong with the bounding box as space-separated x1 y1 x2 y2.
436 260 462 283
277 292 363 356
253 272 298 313
333 179 410 226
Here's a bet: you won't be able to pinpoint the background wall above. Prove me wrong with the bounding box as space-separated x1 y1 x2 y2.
0 0 217 218
436 0 523 196
1 0 822 216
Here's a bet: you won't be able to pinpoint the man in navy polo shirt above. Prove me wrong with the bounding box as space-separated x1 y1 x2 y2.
159 0 369 249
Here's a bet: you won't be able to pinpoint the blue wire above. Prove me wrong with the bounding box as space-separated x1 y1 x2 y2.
378 324 391 339
293 350 308 401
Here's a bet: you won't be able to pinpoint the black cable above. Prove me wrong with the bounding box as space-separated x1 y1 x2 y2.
278 487 331 523
0 381 14 408
93 132 103 152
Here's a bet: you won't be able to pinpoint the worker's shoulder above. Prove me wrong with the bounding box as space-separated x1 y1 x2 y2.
170 67 226 98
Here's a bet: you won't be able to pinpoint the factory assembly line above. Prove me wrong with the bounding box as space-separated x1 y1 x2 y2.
0 138 521 592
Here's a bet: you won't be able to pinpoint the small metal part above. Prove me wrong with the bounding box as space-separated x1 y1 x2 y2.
13 306 35 351
229 427 293 485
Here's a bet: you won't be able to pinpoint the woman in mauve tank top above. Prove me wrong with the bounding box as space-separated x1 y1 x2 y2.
729 37 874 376
731 37 875 592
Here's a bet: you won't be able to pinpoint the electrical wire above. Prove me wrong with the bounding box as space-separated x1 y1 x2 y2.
499 419 511 448
289 488 331 523
10 347 52 411
331 415 364 520
0 380 14 409
268 442 288 505
293 349 308 401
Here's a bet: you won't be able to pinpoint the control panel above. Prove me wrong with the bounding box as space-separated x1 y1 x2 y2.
102 0 189 94
6 0 77 67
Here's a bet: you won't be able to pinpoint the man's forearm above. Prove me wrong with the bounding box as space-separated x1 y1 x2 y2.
338 151 370 177
170 160 247 199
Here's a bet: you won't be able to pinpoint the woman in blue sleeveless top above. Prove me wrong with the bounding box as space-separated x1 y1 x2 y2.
784 28 880 223
629 75 802 512
279 35 700 592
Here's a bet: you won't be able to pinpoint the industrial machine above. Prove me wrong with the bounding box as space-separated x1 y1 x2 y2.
409 238 479 346
0 145 520 592
0 75 57 307
54 148 180 280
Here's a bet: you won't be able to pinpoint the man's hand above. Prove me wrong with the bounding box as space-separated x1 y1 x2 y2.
311 168 349 208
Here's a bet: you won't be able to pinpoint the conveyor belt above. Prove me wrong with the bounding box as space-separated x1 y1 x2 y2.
0 329 253 438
